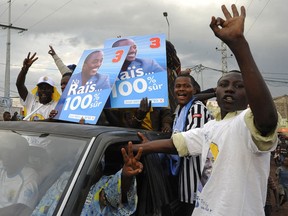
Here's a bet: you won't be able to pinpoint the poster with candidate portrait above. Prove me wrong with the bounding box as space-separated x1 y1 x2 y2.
54 46 130 124
104 33 169 108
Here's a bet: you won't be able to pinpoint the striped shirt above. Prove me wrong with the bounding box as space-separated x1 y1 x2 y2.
174 100 211 203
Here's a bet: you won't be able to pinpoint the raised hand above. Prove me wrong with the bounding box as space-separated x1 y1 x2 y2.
121 141 143 177
48 109 58 119
210 4 246 45
23 52 38 69
48 45 56 56
136 97 152 120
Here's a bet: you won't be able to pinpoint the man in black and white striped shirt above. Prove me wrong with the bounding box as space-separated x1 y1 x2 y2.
171 74 212 215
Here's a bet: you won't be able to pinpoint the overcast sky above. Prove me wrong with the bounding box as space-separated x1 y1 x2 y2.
0 0 287 99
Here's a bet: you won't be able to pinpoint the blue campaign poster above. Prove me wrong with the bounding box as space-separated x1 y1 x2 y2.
54 46 130 124
104 33 168 108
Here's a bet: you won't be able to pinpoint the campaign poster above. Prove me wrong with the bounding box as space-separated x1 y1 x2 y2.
54 46 130 124
104 33 168 108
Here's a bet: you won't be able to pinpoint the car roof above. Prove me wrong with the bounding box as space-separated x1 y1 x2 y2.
0 121 163 139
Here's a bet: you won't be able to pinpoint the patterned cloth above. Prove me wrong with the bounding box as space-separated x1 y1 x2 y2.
32 171 71 216
173 100 211 204
81 169 137 216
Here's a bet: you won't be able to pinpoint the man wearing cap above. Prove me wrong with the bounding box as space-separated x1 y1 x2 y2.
16 52 60 121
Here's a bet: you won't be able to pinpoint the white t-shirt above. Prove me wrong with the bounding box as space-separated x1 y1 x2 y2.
21 92 58 121
0 165 39 209
173 109 278 216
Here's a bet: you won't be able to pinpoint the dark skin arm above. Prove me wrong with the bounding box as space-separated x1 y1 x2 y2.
132 132 177 155
210 5 278 135
120 141 143 203
16 52 38 102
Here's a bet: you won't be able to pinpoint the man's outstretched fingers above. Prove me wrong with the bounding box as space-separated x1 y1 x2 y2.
134 146 143 161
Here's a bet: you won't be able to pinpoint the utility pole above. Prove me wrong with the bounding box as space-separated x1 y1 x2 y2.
216 41 232 75
0 0 27 107
163 12 170 41
190 64 205 90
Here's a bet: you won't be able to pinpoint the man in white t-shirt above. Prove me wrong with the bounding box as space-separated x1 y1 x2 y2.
132 5 280 216
16 52 60 121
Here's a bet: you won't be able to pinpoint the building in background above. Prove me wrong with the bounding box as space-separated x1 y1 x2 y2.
274 95 288 139
274 95 288 127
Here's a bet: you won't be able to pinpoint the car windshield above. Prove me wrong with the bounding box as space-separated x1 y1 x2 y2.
0 129 90 215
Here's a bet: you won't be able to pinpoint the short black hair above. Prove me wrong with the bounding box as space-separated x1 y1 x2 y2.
67 64 76 72
175 74 201 93
112 38 135 47
217 70 242 84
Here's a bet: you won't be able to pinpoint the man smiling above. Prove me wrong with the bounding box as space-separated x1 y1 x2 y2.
112 38 165 80
16 52 60 121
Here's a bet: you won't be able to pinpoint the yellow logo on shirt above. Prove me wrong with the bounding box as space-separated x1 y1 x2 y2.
210 142 219 161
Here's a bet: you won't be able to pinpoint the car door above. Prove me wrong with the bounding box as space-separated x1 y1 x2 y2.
58 129 173 216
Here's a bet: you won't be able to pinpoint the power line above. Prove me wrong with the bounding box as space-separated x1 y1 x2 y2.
0 0 16 18
12 0 39 24
246 0 254 11
262 72 288 76
28 0 73 29
264 78 288 83
0 3 9 17
246 0 271 35
0 0 27 100
184 65 288 82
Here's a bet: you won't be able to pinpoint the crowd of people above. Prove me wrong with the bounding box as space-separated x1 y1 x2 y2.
1 4 286 216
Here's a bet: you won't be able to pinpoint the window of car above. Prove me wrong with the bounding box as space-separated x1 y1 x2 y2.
0 129 90 216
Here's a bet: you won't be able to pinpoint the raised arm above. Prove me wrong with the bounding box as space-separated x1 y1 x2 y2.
132 132 177 155
48 45 71 75
210 4 278 135
16 52 38 101
120 141 143 202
